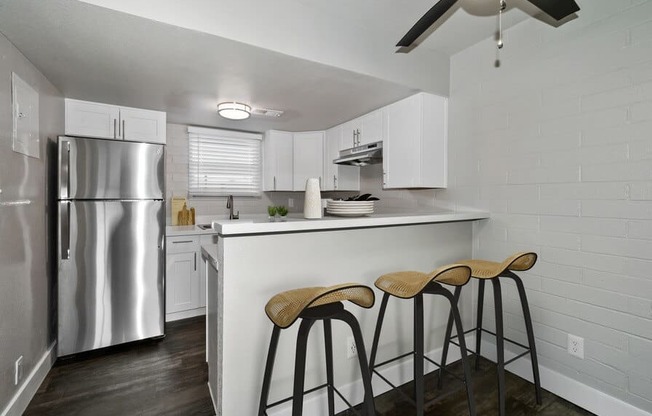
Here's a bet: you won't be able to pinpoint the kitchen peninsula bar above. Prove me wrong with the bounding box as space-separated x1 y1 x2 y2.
202 210 489 415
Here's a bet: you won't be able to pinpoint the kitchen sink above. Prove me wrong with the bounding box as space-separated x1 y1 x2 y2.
197 224 213 230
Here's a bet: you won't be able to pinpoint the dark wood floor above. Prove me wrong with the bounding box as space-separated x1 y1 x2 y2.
25 316 214 416
26 317 593 416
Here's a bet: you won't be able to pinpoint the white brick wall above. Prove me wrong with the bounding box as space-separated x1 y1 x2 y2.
439 0 652 412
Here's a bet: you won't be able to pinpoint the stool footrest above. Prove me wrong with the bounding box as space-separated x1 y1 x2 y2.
448 327 533 366
263 382 363 416
371 350 468 393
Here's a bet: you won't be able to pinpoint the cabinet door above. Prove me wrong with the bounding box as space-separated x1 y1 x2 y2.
166 251 200 314
120 107 167 144
263 130 293 191
65 99 120 139
340 119 360 150
383 93 448 189
324 126 360 191
360 109 383 146
383 94 421 188
293 131 324 191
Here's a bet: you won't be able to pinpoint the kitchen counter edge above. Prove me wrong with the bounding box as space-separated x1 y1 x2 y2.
215 211 490 236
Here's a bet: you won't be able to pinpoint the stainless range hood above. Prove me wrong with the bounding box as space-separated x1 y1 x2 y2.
333 141 382 167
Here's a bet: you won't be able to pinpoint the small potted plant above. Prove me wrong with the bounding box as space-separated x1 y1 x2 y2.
267 205 277 222
276 205 288 221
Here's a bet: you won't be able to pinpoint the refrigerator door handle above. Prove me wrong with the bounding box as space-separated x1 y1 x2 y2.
60 201 71 260
60 140 71 199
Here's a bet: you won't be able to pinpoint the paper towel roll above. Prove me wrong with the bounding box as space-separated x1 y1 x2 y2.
303 178 322 219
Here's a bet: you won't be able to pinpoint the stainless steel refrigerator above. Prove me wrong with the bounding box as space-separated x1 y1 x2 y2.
57 136 165 356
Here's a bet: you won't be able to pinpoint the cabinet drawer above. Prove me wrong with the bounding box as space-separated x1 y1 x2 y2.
167 235 200 254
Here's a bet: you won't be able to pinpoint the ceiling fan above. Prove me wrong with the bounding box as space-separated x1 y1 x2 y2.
397 0 580 48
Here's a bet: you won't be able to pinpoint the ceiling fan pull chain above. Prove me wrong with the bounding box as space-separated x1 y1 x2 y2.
498 0 506 49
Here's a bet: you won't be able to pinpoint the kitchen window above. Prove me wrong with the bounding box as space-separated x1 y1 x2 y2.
188 126 262 197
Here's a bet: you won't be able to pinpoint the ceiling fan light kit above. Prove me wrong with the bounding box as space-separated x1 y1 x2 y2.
397 0 580 49
217 102 251 120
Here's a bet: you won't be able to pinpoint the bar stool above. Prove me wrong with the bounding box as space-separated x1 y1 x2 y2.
439 252 542 416
368 264 476 416
258 283 376 416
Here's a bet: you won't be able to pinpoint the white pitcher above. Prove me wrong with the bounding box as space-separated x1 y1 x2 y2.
303 178 322 219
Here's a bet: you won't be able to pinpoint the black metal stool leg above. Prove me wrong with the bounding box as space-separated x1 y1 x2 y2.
414 294 425 416
259 326 281 416
334 310 377 416
293 318 317 416
505 271 542 405
324 320 336 416
445 291 477 416
369 293 390 370
475 280 485 371
491 279 506 416
437 286 461 390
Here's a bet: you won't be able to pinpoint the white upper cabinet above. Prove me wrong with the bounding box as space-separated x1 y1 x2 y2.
65 98 166 144
383 93 448 189
65 100 120 139
339 109 384 150
119 107 167 144
263 130 294 191
360 109 384 146
323 126 360 191
293 131 324 191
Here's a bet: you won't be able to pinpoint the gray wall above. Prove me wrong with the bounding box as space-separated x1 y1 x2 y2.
438 1 652 412
0 32 63 412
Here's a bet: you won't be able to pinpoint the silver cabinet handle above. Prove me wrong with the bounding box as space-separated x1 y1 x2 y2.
122 119 126 139
319 176 322 189
172 240 194 244
194 252 197 271
334 175 337 190
273 176 277 191
113 119 117 139
60 201 71 260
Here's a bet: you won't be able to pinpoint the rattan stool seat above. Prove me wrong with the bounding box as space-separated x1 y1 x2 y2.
375 264 472 299
265 283 374 329
457 252 537 279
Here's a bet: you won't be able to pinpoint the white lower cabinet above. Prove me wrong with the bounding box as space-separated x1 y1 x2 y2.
166 235 208 321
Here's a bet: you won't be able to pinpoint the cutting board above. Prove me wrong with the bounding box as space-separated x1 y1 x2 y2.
171 197 187 226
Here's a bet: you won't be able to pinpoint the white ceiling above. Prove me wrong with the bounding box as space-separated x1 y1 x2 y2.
0 0 558 132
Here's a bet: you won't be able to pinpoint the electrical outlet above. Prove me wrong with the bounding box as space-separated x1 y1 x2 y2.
14 356 23 385
568 334 584 359
288 198 294 208
346 336 357 359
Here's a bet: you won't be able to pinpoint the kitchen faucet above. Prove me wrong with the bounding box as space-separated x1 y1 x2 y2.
226 195 239 220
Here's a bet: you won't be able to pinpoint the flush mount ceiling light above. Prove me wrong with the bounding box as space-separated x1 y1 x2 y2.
217 102 251 120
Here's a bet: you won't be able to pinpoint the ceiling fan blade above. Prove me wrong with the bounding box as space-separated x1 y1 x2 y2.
396 0 459 47
526 0 580 20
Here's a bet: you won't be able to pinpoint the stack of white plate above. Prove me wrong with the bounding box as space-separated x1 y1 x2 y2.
326 200 375 217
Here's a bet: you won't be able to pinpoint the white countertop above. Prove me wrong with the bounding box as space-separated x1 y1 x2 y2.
208 210 489 236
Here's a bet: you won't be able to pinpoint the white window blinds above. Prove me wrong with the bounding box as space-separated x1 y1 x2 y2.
188 127 262 197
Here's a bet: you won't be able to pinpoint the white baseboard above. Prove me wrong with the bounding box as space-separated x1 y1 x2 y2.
266 335 651 416
477 339 651 416
0 342 56 416
165 307 205 322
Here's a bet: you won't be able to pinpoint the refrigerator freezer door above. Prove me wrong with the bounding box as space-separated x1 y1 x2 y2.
58 200 165 356
58 136 164 200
